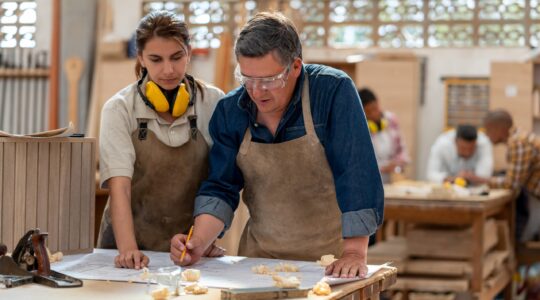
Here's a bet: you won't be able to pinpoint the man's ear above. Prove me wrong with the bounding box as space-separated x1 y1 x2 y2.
291 57 303 76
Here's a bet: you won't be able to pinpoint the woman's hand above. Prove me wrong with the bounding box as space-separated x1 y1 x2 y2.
115 249 149 269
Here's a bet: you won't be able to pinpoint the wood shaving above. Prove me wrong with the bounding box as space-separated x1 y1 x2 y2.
311 281 331 296
185 283 208 295
274 263 299 272
272 275 301 288
150 286 170 300
45 247 63 263
251 264 274 275
140 267 151 280
316 254 337 267
181 269 201 281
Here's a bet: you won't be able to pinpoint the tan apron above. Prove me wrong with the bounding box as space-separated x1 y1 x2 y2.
236 77 343 261
97 114 208 252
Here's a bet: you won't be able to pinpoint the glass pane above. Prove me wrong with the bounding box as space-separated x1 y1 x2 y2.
378 24 423 48
329 25 372 48
428 24 473 47
479 0 525 20
532 0 540 19
0 25 17 48
329 0 373 22
191 25 224 48
378 0 423 22
289 0 325 22
428 0 474 21
479 23 524 46
530 24 540 47
300 25 325 47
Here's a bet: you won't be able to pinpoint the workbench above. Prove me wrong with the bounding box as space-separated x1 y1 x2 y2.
1 266 396 300
381 186 514 300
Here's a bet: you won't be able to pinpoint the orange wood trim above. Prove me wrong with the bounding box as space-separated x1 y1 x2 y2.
48 0 61 130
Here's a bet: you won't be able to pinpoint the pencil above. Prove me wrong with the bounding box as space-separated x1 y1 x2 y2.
180 225 194 262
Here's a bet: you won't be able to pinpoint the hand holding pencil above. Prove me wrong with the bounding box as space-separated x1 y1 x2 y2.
169 225 226 266
180 225 194 263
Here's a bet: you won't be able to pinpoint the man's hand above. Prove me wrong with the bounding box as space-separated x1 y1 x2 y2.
115 249 149 269
170 234 207 266
325 251 367 278
459 171 488 185
325 236 369 278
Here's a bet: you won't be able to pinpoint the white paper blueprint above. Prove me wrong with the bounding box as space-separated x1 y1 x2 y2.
52 249 386 289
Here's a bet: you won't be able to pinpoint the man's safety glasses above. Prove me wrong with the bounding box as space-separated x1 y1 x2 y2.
234 65 290 91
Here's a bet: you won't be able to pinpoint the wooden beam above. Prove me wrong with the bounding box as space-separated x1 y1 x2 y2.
48 0 61 129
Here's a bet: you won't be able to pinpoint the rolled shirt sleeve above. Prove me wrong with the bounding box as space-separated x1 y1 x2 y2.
194 100 246 229
322 76 384 237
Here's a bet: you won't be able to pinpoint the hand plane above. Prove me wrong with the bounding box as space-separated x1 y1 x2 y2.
0 228 82 288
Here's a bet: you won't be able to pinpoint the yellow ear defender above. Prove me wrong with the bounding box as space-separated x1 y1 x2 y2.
145 81 190 117
368 118 388 134
136 68 196 118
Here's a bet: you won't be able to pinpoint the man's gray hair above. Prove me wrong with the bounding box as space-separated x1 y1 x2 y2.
234 12 302 67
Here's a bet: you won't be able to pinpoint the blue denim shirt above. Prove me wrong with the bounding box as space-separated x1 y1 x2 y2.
194 64 384 238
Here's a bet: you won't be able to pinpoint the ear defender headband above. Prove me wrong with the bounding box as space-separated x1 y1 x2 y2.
368 118 388 134
136 68 196 118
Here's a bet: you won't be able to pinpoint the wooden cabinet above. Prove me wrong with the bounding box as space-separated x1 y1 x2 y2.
489 62 535 171
355 58 421 179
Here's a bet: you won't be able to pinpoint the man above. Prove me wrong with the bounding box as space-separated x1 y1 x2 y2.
463 109 540 241
358 88 409 183
426 124 493 183
170 12 384 278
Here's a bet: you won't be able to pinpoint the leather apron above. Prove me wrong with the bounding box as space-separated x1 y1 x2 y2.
236 77 343 261
97 107 208 252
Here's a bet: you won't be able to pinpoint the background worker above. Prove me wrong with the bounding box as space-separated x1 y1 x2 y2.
426 124 493 184
358 88 409 183
462 109 540 241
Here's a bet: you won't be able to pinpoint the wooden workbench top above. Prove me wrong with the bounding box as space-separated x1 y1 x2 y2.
1 267 397 300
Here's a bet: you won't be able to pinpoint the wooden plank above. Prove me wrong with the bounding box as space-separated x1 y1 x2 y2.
0 143 3 246
58 142 71 252
37 142 50 232
25 141 39 230
409 292 455 300
390 277 469 293
69 142 82 249
89 141 96 249
405 259 472 277
482 250 509 279
2 142 15 250
47 142 60 251
14 142 27 242
406 219 498 259
79 142 92 250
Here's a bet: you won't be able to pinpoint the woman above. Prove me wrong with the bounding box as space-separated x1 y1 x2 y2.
97 11 225 269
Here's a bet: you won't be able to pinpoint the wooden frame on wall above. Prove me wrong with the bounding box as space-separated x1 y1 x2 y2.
443 77 490 130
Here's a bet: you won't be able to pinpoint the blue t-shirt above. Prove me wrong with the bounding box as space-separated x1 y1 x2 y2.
194 64 384 237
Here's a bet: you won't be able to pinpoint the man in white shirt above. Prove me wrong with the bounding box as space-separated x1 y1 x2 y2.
426 124 493 183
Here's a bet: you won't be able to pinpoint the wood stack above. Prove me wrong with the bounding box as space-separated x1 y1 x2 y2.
368 219 513 299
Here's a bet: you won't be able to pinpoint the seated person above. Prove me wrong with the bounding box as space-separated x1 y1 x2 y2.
463 110 540 241
426 124 493 184
358 88 409 183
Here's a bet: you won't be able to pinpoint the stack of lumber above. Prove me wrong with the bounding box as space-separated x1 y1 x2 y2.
368 219 512 299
